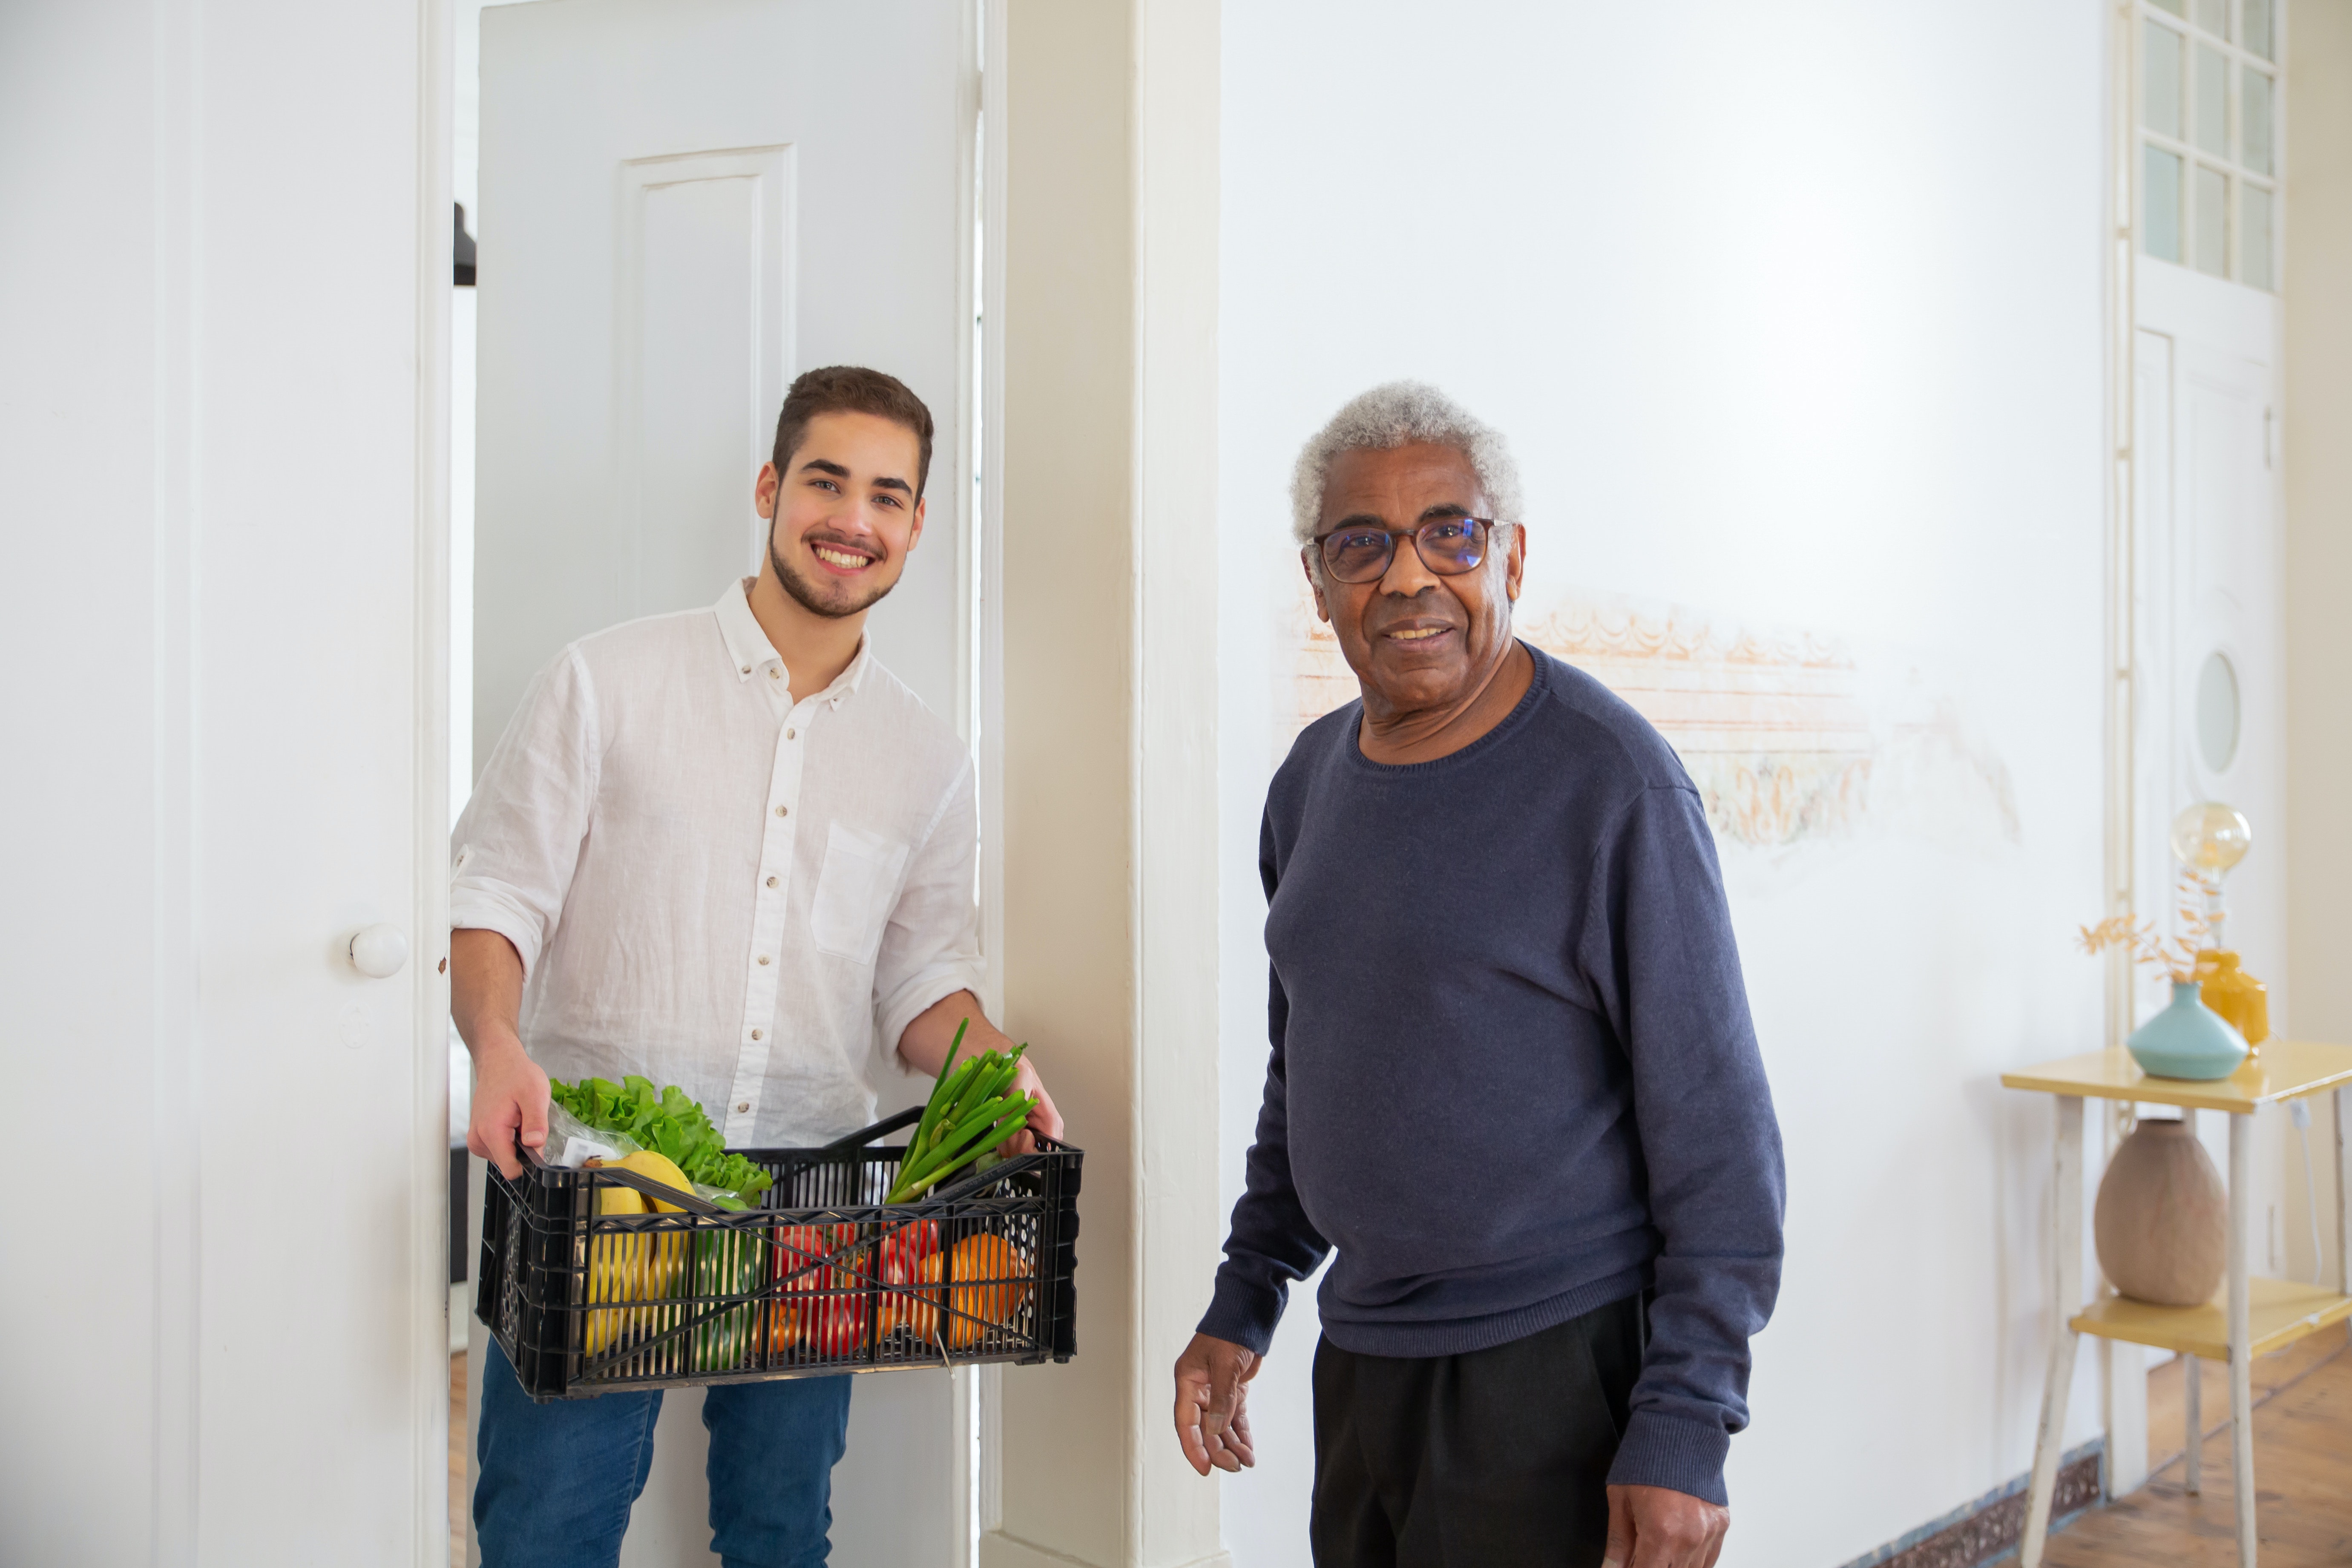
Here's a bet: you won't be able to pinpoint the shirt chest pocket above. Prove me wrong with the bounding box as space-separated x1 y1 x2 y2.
809 822 911 967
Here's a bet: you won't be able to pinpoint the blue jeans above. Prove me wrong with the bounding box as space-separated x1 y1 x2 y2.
474 1339 853 1568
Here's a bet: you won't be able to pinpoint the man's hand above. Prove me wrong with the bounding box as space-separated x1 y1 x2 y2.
1603 1484 1729 1568
451 928 546 1179
897 991 1064 1149
1172 1332 1260 1476
469 1034 550 1180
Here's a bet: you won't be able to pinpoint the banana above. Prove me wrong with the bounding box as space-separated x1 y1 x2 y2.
586 1181 646 1357
613 1149 692 1211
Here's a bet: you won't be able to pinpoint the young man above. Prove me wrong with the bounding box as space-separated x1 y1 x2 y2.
452 365 1058 1568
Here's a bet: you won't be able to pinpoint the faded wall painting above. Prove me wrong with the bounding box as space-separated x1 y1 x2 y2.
1282 584 2021 857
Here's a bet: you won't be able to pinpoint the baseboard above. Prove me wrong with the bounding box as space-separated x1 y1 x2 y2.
1836 1439 2105 1568
979 1531 1232 1568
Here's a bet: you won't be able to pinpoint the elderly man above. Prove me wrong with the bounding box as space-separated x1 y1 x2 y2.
1173 384 1784 1568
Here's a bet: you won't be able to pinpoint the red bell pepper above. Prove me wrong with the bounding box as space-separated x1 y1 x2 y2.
877 1219 942 1339
769 1223 871 1360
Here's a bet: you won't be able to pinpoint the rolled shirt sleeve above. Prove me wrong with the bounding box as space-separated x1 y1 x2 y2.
869 756 988 1062
449 646 601 979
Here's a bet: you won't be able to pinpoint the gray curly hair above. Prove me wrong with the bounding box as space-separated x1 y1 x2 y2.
1289 380 1524 547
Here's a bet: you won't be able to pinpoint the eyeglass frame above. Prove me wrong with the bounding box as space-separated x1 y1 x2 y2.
1305 515 1518 586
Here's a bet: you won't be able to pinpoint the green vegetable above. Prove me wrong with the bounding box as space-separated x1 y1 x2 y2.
885 1022 1042 1203
909 1019 973 1156
891 1095 1036 1203
549 1075 773 1200
690 1223 766 1372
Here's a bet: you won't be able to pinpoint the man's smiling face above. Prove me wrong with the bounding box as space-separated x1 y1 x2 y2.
760 410 928 619
1307 441 1523 719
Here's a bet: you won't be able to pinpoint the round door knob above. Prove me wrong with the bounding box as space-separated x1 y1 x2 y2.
348 923 410 979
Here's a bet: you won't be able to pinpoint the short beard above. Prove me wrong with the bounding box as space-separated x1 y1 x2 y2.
771 532 896 620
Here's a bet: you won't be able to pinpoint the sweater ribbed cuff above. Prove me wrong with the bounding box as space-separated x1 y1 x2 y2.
1193 1275 1280 1358
1605 1411 1731 1506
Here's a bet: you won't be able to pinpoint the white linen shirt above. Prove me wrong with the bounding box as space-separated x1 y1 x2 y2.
450 578 982 1148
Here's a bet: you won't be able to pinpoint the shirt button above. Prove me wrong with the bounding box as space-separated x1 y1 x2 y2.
774 804 788 817
757 955 771 966
750 1029 763 1041
736 1102 751 1113
766 876 779 888
785 728 796 740
740 665 751 675
769 668 780 680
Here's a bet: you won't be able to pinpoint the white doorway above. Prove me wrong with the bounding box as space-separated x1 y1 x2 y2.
463 2 981 1562
2106 0 2289 1499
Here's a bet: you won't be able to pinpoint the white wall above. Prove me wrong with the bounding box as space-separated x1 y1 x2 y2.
2284 0 2352 1292
1213 5 2112 1565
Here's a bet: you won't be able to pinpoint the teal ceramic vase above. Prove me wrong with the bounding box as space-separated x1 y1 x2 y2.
2128 980 2250 1081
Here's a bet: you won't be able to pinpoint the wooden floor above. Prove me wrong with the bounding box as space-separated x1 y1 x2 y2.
448 1337 2348 1568
450 1352 467 1567
2048 1325 2352 1567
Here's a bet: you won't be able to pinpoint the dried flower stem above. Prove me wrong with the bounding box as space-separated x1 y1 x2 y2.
2077 867 2223 984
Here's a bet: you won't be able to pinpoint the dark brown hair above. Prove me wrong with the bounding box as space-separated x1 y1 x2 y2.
771 365 936 499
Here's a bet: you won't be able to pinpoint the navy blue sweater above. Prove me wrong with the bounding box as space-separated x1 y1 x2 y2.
1198 648 1785 1505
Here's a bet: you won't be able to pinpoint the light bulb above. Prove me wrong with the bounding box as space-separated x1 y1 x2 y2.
2170 802 2251 875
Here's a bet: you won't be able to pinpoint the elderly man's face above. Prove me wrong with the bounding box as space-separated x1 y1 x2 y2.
1306 442 1524 718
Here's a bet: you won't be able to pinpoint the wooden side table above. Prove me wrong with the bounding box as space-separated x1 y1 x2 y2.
2001 1041 2352 1567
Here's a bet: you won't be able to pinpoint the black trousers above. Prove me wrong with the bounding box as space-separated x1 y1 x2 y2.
1310 1292 1646 1568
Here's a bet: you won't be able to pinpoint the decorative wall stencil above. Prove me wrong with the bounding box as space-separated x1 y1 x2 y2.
1282 584 2021 854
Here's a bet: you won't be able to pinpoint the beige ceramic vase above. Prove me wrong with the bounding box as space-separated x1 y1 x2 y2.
2093 1118 2226 1307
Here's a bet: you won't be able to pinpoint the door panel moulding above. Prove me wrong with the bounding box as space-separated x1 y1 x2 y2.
610 144 796 624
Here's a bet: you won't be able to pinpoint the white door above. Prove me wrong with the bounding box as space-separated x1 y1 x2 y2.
2131 270 2286 1017
469 3 975 1564
1 0 449 1562
2110 190 2287 1509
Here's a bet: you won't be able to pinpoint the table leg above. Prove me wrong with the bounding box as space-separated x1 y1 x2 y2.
2335 1088 2350 1297
2228 1111 2254 1567
2023 1095 2084 1568
2184 1352 2201 1493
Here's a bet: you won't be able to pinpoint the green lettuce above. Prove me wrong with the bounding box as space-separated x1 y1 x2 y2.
548 1074 773 1198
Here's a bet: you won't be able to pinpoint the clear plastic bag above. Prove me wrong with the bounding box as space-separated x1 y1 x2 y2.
547 1099 641 1168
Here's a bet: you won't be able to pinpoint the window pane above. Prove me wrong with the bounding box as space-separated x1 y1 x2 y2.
2242 68 2275 176
2244 0 2275 60
2145 144 2185 264
2195 45 2229 156
2192 0 2228 39
2243 184 2274 291
2144 21 2184 139
2194 164 2229 276
2150 0 2185 13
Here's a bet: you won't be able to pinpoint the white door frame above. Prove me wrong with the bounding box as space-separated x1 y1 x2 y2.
2100 0 2290 1503
970 0 1011 1548
415 0 458 1558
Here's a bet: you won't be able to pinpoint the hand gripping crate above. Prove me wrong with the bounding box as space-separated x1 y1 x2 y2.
477 1106 1081 1401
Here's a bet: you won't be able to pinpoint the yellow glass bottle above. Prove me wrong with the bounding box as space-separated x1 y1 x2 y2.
2194 949 2270 1053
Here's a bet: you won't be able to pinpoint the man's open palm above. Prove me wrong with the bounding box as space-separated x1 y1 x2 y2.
1172 1332 1260 1476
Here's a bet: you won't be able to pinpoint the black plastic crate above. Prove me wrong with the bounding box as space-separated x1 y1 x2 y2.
477 1105 1081 1401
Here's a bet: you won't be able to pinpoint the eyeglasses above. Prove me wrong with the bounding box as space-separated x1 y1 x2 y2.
1310 517 1510 585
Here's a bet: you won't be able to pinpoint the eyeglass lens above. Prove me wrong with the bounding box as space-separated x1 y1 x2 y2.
1319 518 1489 584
